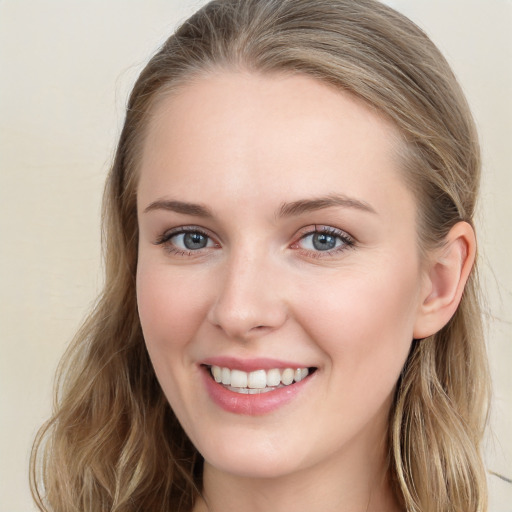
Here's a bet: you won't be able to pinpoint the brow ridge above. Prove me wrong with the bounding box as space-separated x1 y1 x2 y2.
143 194 376 219
143 199 213 217
278 194 376 218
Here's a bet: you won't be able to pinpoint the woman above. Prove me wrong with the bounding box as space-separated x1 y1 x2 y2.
31 1 491 511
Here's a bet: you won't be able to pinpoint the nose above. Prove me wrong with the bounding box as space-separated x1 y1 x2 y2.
207 249 288 341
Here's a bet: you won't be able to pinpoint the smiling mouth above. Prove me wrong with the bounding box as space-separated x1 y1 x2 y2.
206 365 317 394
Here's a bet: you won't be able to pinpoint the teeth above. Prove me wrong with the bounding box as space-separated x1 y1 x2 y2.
248 369 267 389
230 369 248 388
210 365 310 390
212 365 222 382
281 368 294 385
221 367 231 385
266 368 281 387
295 368 309 382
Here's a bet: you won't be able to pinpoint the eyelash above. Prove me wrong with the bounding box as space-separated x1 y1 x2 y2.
154 225 355 258
154 226 218 256
292 225 355 258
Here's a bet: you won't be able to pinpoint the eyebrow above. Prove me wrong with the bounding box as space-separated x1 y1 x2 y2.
277 194 376 218
143 199 213 217
143 194 376 218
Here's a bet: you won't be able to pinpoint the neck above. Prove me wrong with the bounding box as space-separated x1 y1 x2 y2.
193 430 401 512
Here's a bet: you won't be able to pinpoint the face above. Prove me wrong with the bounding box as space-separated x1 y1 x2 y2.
136 71 429 480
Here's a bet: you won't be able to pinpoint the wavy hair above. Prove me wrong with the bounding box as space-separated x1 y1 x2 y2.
31 1 490 511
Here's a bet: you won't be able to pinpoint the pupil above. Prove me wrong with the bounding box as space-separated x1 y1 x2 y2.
312 233 336 251
184 232 207 250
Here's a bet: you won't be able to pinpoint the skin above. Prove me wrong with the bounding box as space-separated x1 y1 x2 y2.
136 71 474 512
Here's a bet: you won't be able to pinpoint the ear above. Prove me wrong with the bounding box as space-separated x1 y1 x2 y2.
413 221 476 339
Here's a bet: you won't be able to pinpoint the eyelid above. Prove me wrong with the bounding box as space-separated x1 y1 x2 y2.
290 224 356 256
154 225 214 245
154 225 221 255
153 224 355 258
292 224 355 242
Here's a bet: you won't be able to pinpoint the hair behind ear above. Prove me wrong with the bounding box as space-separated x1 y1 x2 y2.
391 240 489 511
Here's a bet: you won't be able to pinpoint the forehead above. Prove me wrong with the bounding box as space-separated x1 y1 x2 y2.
137 71 413 222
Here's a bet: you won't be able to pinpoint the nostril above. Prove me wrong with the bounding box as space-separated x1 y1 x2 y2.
247 325 269 333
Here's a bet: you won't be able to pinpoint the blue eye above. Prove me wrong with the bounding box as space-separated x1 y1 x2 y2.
295 227 354 255
155 228 217 254
303 232 341 251
173 232 210 250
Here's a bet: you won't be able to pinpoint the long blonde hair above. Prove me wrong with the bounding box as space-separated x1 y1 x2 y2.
31 1 490 511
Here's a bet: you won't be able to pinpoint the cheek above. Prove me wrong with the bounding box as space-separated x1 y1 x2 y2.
136 262 210 354
295 260 420 377
136 262 211 438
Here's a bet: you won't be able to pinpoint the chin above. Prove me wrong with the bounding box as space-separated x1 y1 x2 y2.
203 450 304 480
192 422 321 481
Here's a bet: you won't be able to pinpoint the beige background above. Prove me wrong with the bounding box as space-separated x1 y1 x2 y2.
1 1 510 510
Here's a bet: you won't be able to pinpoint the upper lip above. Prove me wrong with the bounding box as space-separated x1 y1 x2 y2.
201 356 315 372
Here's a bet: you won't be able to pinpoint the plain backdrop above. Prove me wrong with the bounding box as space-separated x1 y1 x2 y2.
1 1 511 510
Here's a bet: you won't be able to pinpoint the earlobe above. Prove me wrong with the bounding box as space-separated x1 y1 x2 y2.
413 221 476 339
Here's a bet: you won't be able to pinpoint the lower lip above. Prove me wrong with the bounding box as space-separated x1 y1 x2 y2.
201 367 314 416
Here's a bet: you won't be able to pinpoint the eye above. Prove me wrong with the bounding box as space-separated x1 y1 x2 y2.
155 227 218 255
292 225 355 257
173 232 211 250
300 232 342 251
